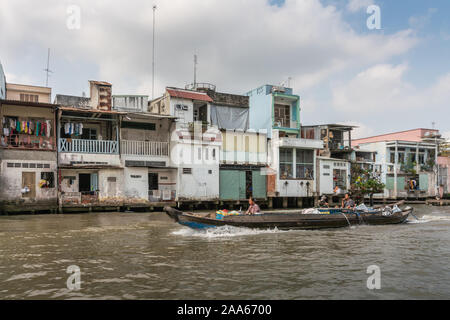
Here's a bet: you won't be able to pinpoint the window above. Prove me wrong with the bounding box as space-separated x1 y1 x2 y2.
419 153 425 165
208 170 212 174
183 168 192 174
279 149 293 179
296 149 314 180
390 152 395 164
198 148 202 160
204 148 209 160
398 152 405 164
212 148 216 160
40 172 55 188
274 104 290 127
81 128 97 140
20 93 39 102
333 169 347 190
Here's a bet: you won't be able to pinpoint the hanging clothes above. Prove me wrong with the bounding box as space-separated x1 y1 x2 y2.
36 121 40 137
46 120 51 138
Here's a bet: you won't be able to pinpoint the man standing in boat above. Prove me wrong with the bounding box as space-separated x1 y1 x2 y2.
342 193 356 209
246 197 261 215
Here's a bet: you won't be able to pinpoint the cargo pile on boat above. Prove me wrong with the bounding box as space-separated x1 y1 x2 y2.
216 209 242 220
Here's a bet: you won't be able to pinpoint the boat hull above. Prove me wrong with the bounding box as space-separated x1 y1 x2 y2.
164 206 413 231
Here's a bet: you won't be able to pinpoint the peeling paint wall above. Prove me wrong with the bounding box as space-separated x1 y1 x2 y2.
0 157 57 203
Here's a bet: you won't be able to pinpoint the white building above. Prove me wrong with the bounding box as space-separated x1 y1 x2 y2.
150 87 222 204
113 95 178 206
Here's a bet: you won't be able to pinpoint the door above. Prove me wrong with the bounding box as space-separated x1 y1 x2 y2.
22 172 36 199
90 173 98 192
148 173 159 191
79 174 91 192
252 170 267 200
107 177 116 197
219 170 240 201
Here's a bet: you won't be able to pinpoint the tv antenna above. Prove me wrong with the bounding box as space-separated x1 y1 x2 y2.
194 54 198 88
43 48 53 87
152 5 157 99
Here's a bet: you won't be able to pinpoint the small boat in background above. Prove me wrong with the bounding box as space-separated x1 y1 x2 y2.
164 201 413 231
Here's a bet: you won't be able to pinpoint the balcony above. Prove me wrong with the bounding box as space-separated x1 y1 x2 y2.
121 140 169 157
277 137 323 150
59 138 119 154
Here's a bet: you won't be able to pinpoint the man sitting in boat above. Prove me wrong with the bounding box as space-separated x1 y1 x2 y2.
246 197 261 215
342 193 356 209
319 194 329 208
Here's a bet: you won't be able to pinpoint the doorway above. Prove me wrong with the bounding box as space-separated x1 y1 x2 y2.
245 171 253 199
148 173 159 191
22 172 36 199
79 174 91 192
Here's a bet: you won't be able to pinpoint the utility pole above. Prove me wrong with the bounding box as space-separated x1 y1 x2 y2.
152 5 157 99
44 48 53 87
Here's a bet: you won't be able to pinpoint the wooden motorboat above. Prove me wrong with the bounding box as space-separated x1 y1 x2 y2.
164 202 413 231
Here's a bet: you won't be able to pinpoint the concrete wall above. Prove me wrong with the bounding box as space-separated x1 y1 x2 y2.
221 130 267 165
171 141 220 201
122 167 177 201
0 156 57 204
60 168 124 200
248 85 274 138
112 95 148 112
318 158 351 195
6 83 51 103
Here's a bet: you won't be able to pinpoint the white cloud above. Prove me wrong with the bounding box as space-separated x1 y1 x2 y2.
332 63 450 113
347 0 374 13
0 0 418 97
338 121 375 139
331 63 450 135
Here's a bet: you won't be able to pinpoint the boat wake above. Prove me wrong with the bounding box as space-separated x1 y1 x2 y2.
407 214 450 224
172 225 287 238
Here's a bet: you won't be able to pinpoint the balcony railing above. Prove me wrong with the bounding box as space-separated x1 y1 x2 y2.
59 138 119 154
121 140 169 157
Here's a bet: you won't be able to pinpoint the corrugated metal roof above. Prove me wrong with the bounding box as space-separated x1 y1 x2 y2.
166 88 213 102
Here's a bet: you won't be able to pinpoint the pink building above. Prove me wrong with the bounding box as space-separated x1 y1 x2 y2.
353 128 441 147
438 156 450 196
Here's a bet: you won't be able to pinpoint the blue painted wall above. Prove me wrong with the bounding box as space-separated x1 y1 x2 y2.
0 61 5 100
247 84 298 139
247 85 273 138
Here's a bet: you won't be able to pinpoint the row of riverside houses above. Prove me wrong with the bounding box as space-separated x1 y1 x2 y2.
0 63 447 214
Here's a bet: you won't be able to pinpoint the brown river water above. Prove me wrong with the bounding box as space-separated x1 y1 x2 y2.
0 205 449 300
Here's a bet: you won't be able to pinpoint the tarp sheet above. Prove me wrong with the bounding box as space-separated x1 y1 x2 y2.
210 105 249 130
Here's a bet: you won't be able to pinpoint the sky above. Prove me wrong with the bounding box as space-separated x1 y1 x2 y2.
0 0 449 140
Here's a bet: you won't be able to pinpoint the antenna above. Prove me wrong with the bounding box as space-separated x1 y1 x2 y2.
43 48 53 87
152 5 157 99
194 54 198 89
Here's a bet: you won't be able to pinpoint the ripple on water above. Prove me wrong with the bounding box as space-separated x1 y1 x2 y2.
5 271 48 282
